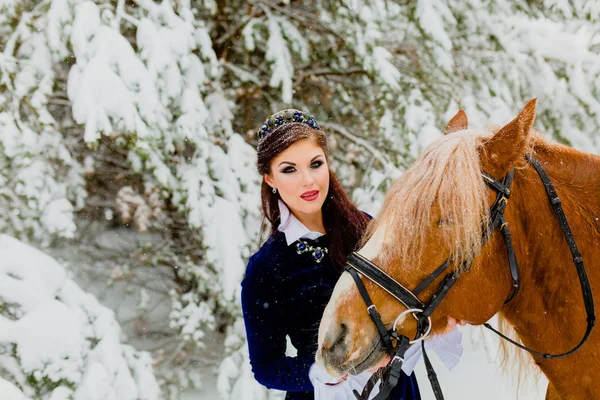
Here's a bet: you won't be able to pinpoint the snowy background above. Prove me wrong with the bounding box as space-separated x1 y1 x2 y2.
0 0 599 399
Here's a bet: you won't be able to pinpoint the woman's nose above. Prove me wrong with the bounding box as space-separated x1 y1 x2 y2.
300 169 315 186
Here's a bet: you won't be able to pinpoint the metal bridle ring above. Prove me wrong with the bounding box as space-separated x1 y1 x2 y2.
392 308 433 344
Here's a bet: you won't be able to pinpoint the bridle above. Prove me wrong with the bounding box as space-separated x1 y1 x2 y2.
344 154 596 400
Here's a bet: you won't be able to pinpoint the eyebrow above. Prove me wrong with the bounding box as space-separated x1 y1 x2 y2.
278 154 324 167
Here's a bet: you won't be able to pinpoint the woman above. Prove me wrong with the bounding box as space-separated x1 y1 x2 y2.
241 109 421 399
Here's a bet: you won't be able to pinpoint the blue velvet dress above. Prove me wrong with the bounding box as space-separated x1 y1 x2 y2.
241 231 420 399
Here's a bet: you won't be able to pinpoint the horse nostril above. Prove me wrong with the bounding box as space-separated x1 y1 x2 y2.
337 322 348 342
326 322 349 362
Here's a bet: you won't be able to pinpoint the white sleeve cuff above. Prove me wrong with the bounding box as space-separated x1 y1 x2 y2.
308 362 339 385
401 329 464 374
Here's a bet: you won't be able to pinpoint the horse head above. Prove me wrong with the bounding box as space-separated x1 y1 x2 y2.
316 99 538 377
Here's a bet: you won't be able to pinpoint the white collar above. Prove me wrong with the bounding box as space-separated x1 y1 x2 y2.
278 200 324 246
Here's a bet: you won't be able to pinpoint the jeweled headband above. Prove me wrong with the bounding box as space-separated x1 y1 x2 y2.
256 109 320 141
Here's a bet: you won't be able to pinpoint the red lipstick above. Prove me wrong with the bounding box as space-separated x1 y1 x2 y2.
301 190 319 202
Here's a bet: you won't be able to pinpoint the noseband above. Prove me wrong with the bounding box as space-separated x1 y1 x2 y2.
344 154 596 400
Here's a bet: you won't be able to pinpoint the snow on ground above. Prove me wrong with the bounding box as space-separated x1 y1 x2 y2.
0 235 160 400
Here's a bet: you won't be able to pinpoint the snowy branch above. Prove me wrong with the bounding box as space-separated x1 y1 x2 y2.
321 122 392 171
255 0 345 40
215 15 255 47
294 67 368 86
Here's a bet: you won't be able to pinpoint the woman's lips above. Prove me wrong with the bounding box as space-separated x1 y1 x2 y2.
301 190 319 201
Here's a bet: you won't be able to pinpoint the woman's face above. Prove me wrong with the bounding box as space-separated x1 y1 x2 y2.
265 138 330 220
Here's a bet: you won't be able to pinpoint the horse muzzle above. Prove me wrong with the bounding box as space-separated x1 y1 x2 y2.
317 318 390 376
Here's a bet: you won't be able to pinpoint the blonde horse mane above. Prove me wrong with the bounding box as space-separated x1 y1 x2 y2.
361 129 491 272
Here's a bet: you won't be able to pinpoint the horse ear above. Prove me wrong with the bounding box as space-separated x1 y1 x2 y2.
444 109 468 135
481 98 537 176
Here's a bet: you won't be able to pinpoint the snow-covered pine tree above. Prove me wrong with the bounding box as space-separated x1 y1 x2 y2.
342 0 600 210
1 0 261 396
1 0 599 399
0 235 161 399
0 0 86 246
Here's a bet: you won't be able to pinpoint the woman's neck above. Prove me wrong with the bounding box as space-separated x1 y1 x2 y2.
295 209 326 234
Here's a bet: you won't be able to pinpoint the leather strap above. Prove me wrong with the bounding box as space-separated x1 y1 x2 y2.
499 215 520 303
347 253 424 311
484 154 596 360
352 336 411 400
484 168 520 303
346 267 395 354
422 341 444 400
422 273 459 318
413 258 453 296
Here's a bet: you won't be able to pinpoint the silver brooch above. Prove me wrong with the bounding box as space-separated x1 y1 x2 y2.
296 239 328 263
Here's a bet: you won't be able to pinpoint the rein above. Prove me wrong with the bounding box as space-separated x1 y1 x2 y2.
344 154 596 400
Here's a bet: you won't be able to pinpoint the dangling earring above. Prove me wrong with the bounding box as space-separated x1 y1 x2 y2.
272 188 277 194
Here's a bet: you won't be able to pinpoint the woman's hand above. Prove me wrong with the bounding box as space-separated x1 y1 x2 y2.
443 316 468 334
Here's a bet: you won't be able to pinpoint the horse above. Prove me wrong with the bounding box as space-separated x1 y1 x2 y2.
316 99 600 399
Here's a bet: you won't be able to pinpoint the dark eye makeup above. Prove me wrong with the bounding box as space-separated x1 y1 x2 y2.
279 159 324 174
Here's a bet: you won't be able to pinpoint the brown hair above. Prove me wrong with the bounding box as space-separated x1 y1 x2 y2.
257 123 369 269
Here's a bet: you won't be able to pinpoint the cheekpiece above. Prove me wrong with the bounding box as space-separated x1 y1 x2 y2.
257 109 320 141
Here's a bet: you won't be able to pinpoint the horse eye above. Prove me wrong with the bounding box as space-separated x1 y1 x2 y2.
437 217 453 226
